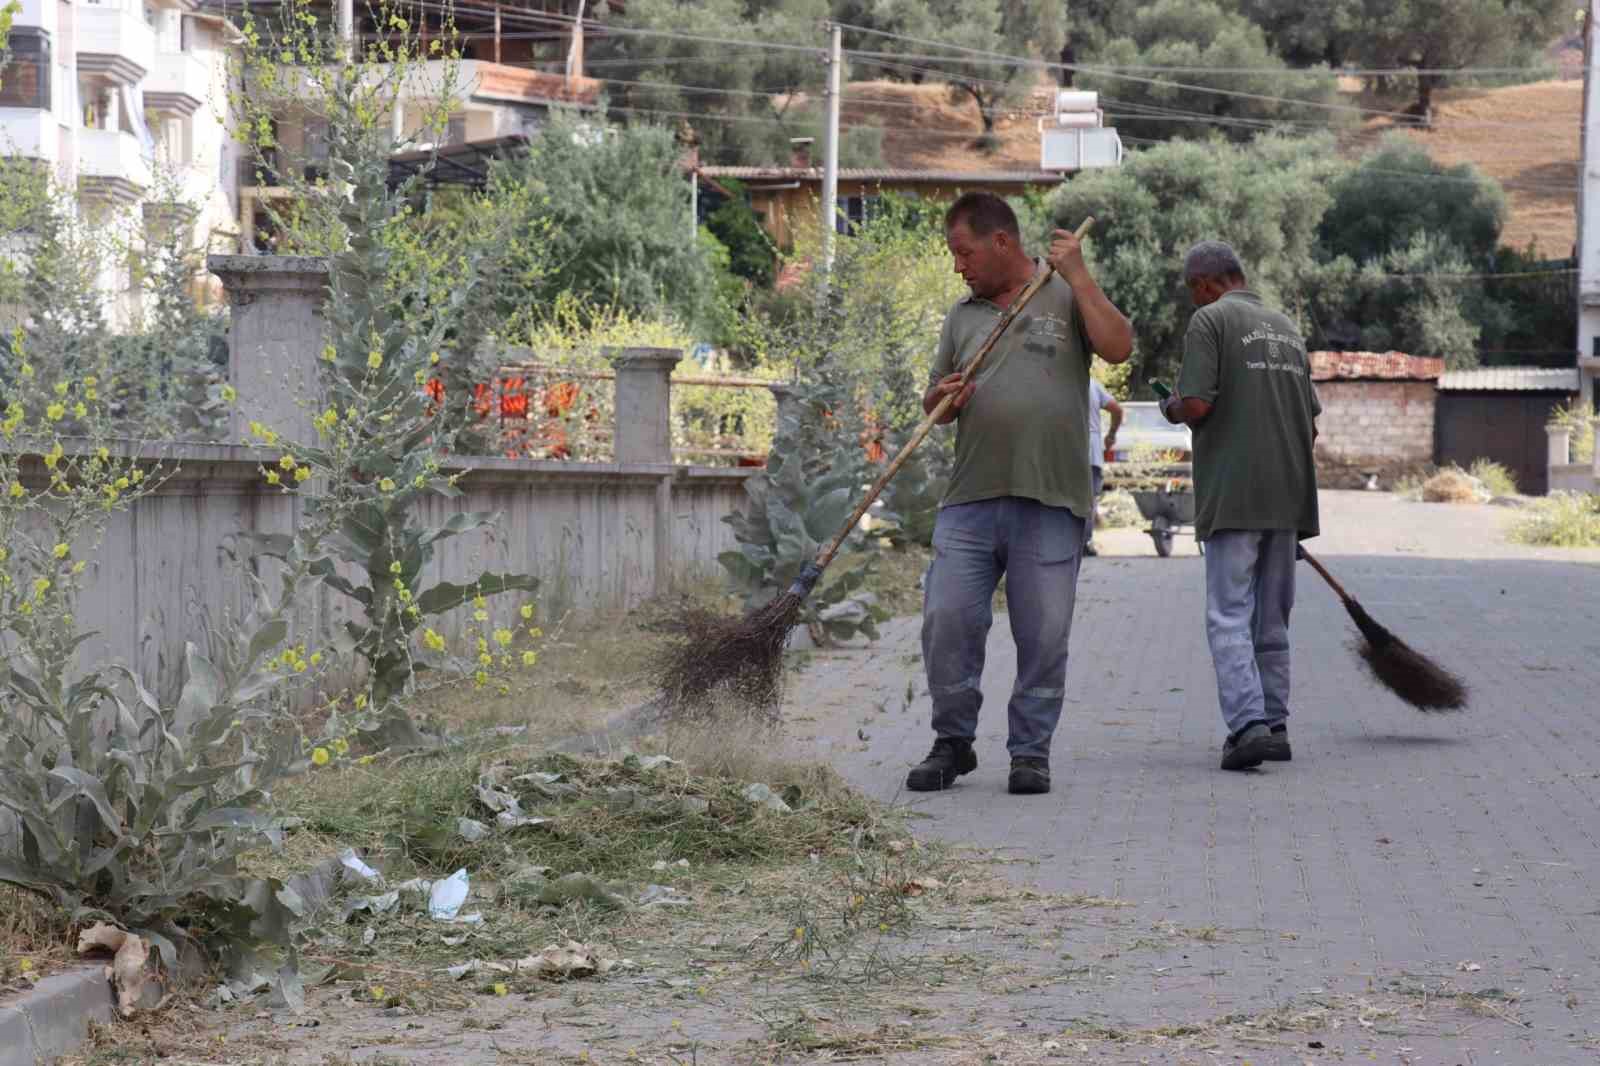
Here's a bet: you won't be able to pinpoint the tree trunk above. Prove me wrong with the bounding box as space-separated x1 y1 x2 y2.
1409 71 1441 127
1059 38 1076 88
960 84 1001 150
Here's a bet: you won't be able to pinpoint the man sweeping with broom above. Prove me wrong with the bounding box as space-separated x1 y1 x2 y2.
907 192 1134 796
1159 241 1322 770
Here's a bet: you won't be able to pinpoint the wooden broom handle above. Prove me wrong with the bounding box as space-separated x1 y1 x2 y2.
810 217 1095 574
1297 546 1352 603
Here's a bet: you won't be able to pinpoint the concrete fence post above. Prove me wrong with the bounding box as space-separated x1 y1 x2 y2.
609 347 682 596
767 381 797 430
609 347 682 464
208 255 330 446
1547 424 1571 471
1592 424 1600 484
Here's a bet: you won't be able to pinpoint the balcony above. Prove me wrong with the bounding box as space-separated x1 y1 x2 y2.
0 107 60 167
78 127 151 201
144 51 210 115
77 1 156 84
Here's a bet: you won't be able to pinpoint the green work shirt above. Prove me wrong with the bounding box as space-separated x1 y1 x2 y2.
1176 289 1322 541
931 261 1094 518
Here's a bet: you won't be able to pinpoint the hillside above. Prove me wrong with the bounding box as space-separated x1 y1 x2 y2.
1362 80 1580 256
833 77 1580 256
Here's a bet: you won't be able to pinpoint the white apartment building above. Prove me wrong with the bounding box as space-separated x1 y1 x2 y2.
4 0 605 260
0 0 240 280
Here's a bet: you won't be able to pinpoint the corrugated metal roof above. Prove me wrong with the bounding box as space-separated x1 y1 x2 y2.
698 166 1068 184
1436 366 1581 392
1309 351 1443 382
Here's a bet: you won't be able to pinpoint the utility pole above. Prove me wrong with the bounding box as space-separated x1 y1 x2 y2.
820 22 842 273
1581 0 1600 412
337 0 353 60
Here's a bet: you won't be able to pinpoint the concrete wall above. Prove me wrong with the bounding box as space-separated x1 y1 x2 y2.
49 445 749 703
1313 380 1436 488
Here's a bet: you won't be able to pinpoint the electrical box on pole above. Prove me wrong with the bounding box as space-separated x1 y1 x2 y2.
1039 90 1123 172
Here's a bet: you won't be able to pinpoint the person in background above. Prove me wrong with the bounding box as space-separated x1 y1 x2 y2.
1084 378 1122 556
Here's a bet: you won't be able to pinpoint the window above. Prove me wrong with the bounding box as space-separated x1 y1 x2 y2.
180 14 193 53
0 29 51 110
302 117 329 180
447 113 468 145
835 194 879 235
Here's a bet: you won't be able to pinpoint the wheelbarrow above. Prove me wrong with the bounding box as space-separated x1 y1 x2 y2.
1130 485 1199 558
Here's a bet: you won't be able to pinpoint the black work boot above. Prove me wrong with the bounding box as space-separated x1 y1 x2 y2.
1008 757 1051 795
905 738 977 792
1264 724 1291 762
1220 722 1272 771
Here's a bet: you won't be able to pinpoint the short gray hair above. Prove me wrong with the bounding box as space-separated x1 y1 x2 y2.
1183 240 1246 283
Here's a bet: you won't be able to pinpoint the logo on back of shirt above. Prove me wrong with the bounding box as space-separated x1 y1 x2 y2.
1240 319 1304 373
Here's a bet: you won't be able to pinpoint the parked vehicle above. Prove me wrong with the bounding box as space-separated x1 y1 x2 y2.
1105 401 1192 463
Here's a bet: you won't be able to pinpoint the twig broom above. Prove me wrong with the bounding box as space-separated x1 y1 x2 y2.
1298 547 1467 711
657 218 1096 711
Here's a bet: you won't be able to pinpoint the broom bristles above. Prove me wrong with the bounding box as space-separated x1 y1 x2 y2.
654 591 804 716
1344 599 1467 711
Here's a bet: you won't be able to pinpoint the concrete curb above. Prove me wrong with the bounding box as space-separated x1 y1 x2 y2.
0 966 114 1066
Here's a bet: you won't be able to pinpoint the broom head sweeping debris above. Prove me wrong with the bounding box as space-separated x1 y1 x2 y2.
1299 547 1467 712
655 563 820 713
1344 597 1467 711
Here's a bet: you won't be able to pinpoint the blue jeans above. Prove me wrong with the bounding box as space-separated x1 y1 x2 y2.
921 497 1085 760
1203 529 1298 736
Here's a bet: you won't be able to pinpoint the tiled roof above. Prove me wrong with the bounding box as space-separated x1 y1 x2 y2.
697 166 1068 184
1308 351 1444 382
1436 366 1581 392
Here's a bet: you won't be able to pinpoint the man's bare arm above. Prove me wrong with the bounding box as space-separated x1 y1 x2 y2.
1048 229 1134 364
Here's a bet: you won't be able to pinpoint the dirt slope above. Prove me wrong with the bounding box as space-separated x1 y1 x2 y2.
839 77 1581 255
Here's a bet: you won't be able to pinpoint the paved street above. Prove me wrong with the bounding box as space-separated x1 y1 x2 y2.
790 490 1600 1062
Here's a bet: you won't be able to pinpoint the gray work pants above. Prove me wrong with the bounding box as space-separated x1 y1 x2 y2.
1203 529 1298 736
921 497 1085 759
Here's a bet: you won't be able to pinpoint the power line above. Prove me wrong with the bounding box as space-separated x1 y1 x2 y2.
835 25 1572 133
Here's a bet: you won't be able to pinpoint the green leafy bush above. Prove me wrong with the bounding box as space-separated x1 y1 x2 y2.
719 383 888 644
1468 459 1518 498
1512 493 1600 548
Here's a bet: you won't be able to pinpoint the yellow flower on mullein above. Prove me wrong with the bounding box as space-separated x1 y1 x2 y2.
294 466 312 482
45 403 64 421
367 351 383 370
221 384 237 403
311 747 330 766
52 543 68 559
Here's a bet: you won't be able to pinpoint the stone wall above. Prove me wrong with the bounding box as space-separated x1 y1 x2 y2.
1314 380 1437 488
